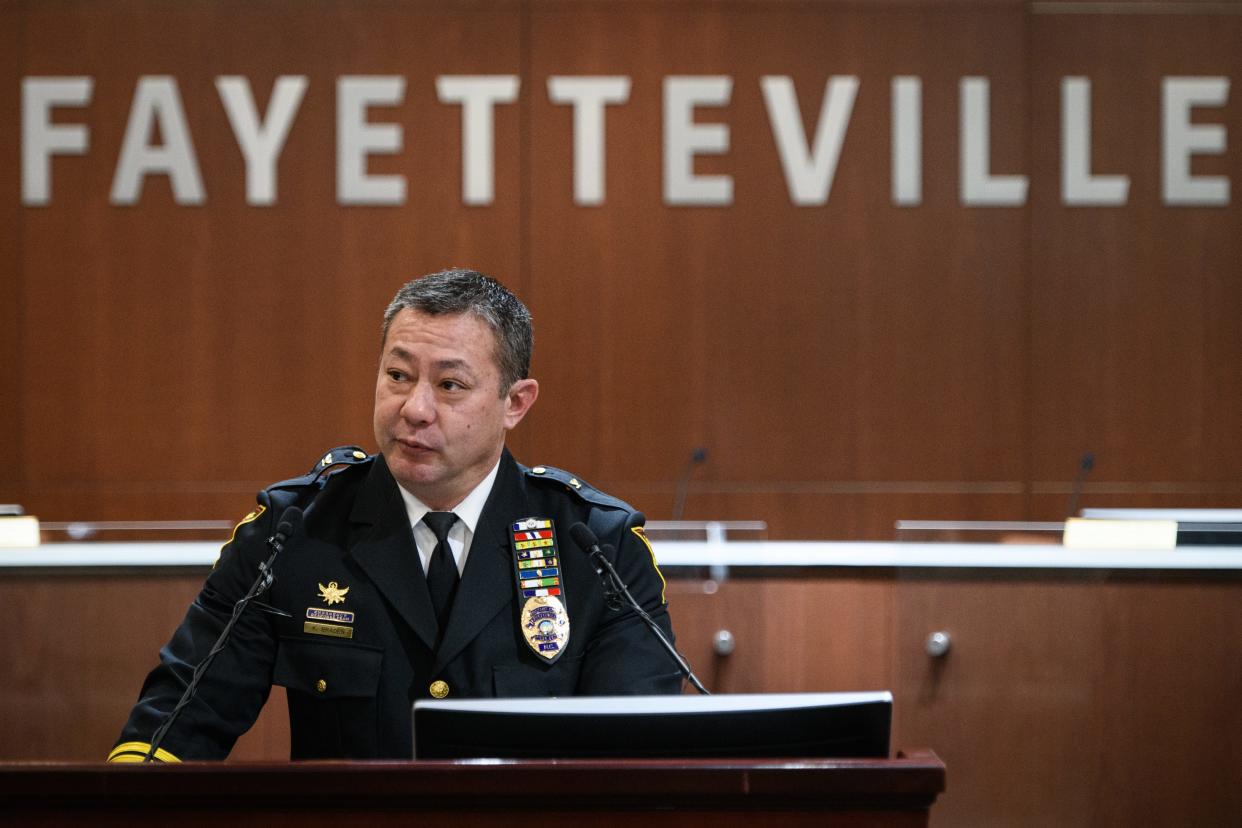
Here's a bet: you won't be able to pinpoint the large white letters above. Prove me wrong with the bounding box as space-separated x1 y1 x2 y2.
14 72 1237 210
1163 77 1230 206
960 77 1028 206
664 76 733 206
1062 77 1129 206
337 76 406 205
547 76 631 206
892 77 922 206
217 76 308 206
111 77 204 205
22 77 93 206
437 76 520 206
761 75 858 206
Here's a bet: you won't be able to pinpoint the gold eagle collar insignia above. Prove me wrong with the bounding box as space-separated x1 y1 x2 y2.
317 581 350 606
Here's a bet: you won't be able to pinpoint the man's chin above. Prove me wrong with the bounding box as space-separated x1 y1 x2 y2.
384 452 442 488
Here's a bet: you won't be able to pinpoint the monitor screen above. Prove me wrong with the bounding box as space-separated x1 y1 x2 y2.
412 691 892 759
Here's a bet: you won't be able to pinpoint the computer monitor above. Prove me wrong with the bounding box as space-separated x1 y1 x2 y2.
412 691 892 759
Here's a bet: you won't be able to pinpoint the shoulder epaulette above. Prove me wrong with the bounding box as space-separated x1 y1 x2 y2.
267 445 373 493
523 464 631 511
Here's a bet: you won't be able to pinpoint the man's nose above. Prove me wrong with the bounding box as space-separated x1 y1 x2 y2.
399 381 436 423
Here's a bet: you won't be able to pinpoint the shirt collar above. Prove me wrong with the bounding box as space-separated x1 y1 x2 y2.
396 456 501 535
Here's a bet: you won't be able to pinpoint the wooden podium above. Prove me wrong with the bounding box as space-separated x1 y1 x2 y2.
2 750 944 826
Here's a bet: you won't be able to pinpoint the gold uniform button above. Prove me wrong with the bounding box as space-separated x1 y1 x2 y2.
532 466 546 474
568 478 581 489
316 679 327 693
429 680 449 699
352 450 367 460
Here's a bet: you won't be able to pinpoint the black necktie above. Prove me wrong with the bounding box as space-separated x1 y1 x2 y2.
423 511 460 634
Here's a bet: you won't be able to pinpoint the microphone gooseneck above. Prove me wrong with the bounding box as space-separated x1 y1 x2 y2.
144 505 304 762
570 521 623 610
1066 451 1096 519
569 521 710 695
671 447 708 521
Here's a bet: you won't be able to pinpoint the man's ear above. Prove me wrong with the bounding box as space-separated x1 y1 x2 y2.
503 378 539 429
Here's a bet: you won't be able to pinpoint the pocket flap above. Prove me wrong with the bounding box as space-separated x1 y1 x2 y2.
274 637 383 699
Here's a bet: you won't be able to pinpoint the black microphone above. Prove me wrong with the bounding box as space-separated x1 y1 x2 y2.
671 447 708 521
569 521 710 695
1066 452 1095 519
144 505 304 761
569 522 623 610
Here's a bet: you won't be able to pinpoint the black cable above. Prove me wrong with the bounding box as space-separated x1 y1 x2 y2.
143 508 301 762
591 544 710 696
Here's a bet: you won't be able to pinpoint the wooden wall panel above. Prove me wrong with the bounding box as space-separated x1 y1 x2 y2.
666 576 895 695
0 569 290 761
896 579 1112 826
524 4 1029 523
1028 9 1242 488
1 573 205 760
15 1 523 522
6 1 1240 537
895 576 1242 827
522 4 711 484
0 5 21 507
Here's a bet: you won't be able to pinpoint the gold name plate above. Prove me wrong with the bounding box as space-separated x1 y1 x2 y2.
304 621 354 639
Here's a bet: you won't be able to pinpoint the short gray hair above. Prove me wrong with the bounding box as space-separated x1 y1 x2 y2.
381 268 533 394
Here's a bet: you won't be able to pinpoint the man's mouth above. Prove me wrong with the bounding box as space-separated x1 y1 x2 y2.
396 437 436 454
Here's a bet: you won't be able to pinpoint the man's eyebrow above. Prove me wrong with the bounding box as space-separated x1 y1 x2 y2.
435 358 476 376
385 349 477 375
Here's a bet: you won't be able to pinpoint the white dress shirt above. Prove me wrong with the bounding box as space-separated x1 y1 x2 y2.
396 458 501 576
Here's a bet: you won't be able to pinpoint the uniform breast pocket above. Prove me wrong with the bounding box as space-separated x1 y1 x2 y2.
274 637 383 698
274 637 384 758
492 655 583 697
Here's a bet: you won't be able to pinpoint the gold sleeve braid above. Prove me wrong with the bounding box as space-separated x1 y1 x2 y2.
630 525 667 604
106 741 181 763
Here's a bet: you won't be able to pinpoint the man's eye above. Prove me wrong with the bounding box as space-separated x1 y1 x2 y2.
387 370 407 382
440 379 464 391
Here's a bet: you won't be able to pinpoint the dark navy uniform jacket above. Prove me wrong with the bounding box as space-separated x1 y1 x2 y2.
111 447 680 760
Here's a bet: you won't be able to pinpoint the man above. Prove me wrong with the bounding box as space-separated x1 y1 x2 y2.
109 268 681 761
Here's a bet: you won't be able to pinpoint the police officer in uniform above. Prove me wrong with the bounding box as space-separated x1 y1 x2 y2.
109 269 681 761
